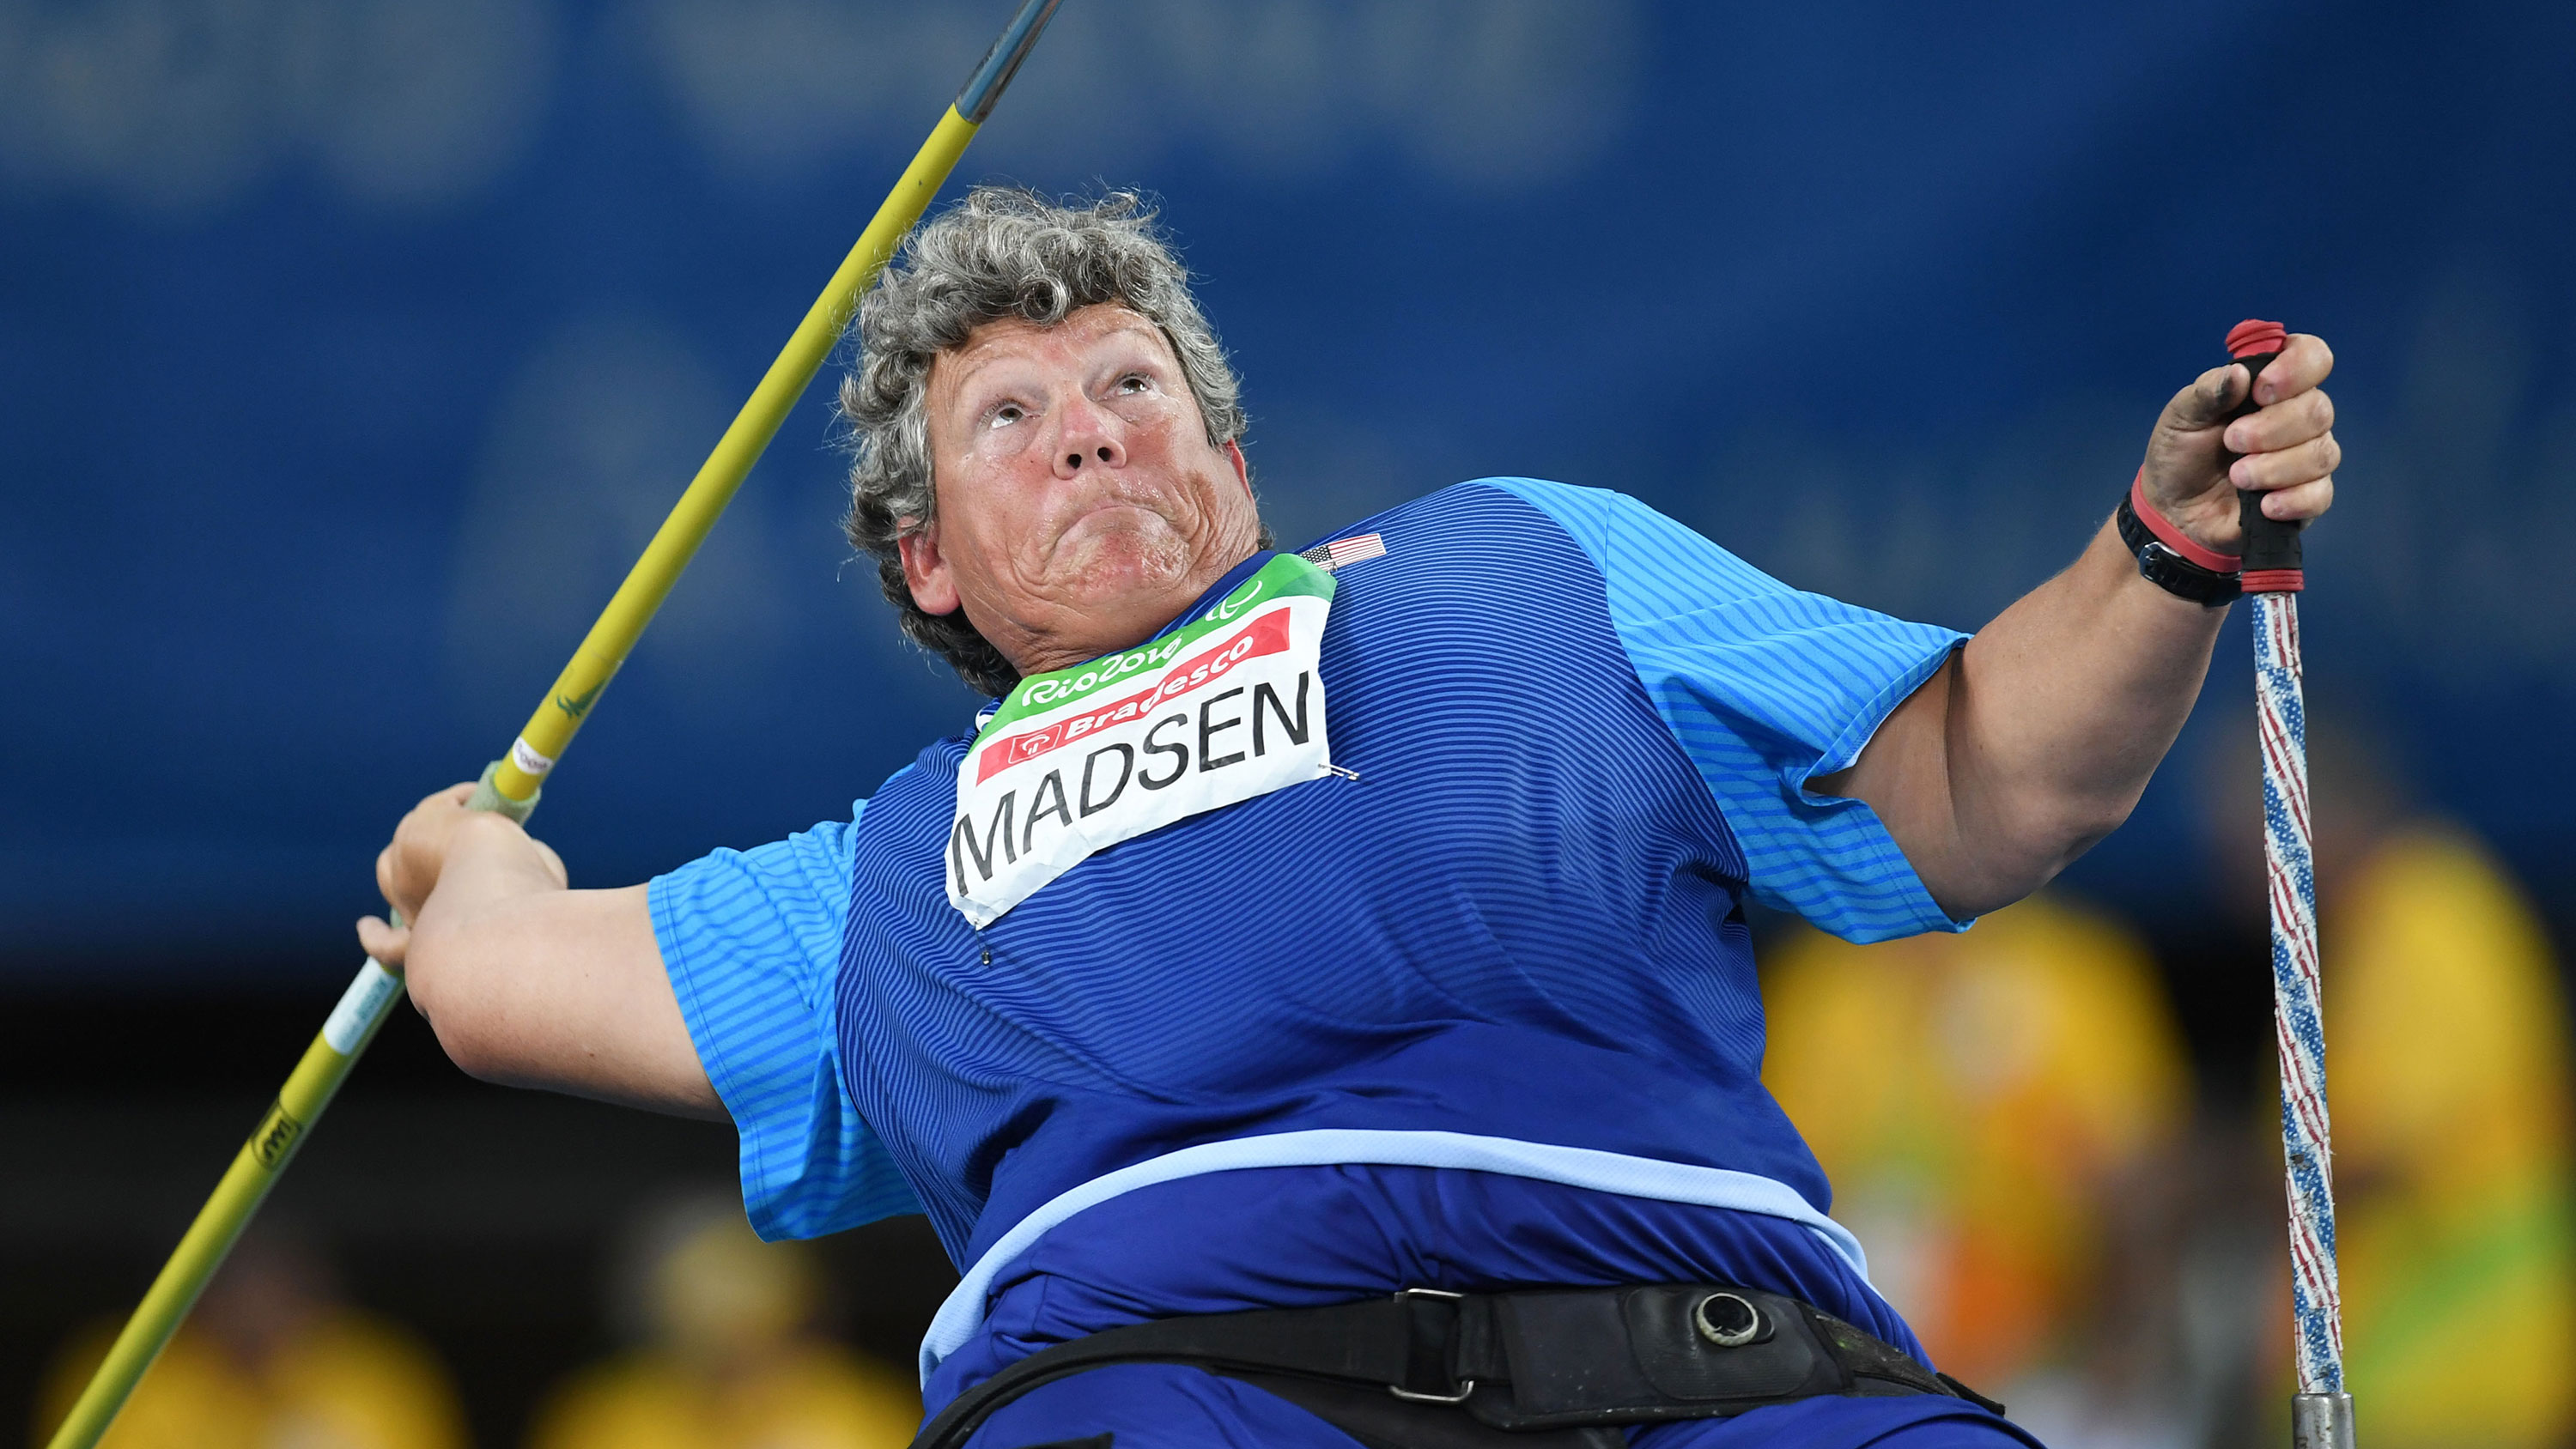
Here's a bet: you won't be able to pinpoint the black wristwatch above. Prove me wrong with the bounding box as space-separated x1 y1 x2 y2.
2116 491 2240 606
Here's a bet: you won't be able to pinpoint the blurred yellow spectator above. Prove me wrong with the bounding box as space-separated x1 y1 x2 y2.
525 1197 920 1449
2324 826 2575 1447
1762 892 2190 1395
33 1228 467 1449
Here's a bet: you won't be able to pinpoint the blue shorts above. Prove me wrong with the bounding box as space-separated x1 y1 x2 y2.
963 1362 2048 1448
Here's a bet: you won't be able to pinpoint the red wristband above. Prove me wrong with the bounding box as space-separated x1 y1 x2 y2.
2126 469 2239 574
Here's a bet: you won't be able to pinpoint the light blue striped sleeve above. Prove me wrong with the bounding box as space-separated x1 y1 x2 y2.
1486 477 1972 943
649 804 924 1239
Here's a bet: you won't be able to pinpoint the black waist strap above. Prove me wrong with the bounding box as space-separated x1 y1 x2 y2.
911 1283 2003 1449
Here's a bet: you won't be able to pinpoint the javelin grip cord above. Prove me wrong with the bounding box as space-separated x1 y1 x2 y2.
42 6 1064 1447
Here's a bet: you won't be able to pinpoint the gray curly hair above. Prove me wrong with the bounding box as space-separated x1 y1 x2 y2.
839 186 1256 699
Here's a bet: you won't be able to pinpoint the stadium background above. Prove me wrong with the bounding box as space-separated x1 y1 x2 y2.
3 2 2570 1446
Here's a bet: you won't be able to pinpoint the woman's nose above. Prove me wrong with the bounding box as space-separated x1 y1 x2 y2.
1054 397 1127 476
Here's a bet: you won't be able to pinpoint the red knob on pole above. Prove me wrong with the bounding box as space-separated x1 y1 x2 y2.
2227 318 2288 361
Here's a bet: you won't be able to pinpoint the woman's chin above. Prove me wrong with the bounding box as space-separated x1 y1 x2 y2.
1052 514 1195 590
1004 515 1253 674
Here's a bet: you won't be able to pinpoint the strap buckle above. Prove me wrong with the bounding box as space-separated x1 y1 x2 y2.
1385 1288 1476 1404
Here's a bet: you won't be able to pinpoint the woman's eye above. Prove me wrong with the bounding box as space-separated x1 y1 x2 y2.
988 403 1024 429
1116 373 1151 394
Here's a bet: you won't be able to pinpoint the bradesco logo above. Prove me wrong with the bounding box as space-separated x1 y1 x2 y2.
978 608 1291 785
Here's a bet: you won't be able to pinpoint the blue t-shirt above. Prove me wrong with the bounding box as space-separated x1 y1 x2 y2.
652 478 1968 1399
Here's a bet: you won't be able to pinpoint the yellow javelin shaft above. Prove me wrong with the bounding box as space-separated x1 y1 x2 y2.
46 6 1065 1446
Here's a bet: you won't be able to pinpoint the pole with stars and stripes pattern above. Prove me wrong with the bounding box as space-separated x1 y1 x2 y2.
2226 318 2355 1449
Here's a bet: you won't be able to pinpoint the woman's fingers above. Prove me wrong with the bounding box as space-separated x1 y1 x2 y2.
2231 431 2342 493
2225 336 2339 524
2255 475 2336 522
2249 332 2335 405
2226 386 2335 454
357 914 410 966
531 837 569 889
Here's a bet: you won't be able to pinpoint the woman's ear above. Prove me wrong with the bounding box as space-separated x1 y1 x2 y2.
1224 438 1250 496
898 521 962 616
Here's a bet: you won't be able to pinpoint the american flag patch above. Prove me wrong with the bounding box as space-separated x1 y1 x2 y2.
1299 532 1388 573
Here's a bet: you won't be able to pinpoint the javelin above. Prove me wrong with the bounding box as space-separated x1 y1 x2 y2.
2226 319 2354 1449
43 5 1066 1446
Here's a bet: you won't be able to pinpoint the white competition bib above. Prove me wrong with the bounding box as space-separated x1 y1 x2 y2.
947 553 1338 927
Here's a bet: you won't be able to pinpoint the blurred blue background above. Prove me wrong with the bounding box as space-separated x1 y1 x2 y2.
4 0 2573 982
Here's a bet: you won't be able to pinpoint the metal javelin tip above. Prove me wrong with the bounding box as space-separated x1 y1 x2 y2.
957 0 1066 123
